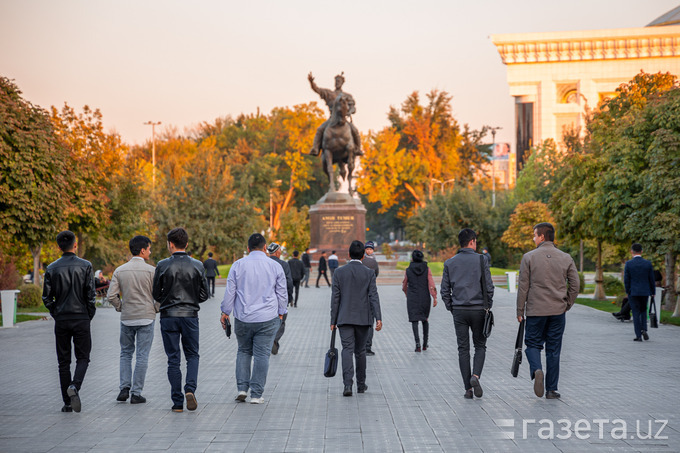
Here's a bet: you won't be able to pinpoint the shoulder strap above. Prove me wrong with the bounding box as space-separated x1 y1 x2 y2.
480 255 489 310
330 327 337 349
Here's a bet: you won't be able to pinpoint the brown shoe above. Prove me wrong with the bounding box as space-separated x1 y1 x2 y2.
186 392 197 411
533 370 545 397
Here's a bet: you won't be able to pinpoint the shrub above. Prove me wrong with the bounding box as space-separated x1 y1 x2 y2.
578 272 585 292
381 243 395 260
17 284 42 308
603 275 625 296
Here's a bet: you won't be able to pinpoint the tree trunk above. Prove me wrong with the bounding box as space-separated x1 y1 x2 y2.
665 252 678 314
30 244 42 288
579 239 584 273
593 240 606 300
76 232 87 258
404 183 426 209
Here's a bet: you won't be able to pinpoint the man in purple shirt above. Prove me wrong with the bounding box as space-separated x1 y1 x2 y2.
220 233 288 404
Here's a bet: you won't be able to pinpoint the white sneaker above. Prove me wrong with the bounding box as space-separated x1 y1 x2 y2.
250 397 264 404
235 391 247 402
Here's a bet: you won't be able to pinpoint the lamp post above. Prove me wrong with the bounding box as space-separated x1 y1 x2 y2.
489 126 502 208
144 121 161 189
431 178 456 197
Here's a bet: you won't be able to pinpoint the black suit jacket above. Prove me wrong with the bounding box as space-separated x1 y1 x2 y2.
624 256 655 297
331 261 381 326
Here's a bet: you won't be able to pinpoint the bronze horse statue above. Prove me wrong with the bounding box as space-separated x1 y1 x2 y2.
319 93 358 193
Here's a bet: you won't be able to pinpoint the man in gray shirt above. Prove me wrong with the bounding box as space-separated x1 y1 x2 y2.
107 236 159 404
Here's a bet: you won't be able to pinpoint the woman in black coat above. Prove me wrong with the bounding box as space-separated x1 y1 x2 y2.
402 250 437 352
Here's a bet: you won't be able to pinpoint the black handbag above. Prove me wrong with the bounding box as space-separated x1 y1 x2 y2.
480 255 494 338
324 327 338 378
223 317 231 338
511 320 525 377
649 296 659 329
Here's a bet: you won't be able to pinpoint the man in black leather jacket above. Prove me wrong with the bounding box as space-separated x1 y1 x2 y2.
152 227 209 412
42 230 96 413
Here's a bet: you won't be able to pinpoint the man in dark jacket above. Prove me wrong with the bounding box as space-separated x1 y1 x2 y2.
301 249 312 288
331 241 382 397
153 228 209 412
288 251 305 307
316 251 331 287
441 228 494 399
267 242 293 354
624 243 656 342
42 230 96 413
203 252 220 298
362 241 379 355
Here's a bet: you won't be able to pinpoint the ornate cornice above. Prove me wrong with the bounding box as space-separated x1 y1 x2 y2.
491 26 680 64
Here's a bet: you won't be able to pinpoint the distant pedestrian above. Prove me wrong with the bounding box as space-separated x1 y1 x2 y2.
331 240 382 397
328 250 339 279
221 233 287 404
203 252 220 298
516 222 579 400
301 248 312 288
441 229 494 399
481 248 492 266
153 228 209 412
316 251 331 287
107 235 158 405
624 243 656 342
267 242 293 355
362 241 380 355
402 250 437 352
288 251 304 307
42 230 96 413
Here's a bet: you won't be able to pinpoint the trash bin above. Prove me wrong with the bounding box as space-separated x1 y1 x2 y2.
1 290 20 328
505 272 517 293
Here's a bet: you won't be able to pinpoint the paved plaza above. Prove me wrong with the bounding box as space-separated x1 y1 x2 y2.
1 282 679 452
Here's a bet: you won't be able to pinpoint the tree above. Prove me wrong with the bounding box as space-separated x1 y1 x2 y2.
0 77 70 286
276 206 310 252
501 202 556 252
515 139 568 204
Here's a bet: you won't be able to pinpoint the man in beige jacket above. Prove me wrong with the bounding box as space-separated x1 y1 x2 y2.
516 223 579 400
107 236 159 404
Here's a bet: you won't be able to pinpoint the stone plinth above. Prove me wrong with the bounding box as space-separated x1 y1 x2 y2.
309 192 366 258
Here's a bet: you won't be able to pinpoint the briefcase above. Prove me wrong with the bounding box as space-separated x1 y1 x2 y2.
649 297 659 329
324 328 338 378
511 320 525 377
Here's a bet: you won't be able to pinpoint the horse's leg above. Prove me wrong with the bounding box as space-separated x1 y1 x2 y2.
347 148 355 195
324 150 335 192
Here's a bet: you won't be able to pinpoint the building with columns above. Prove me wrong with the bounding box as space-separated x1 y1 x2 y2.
491 6 680 173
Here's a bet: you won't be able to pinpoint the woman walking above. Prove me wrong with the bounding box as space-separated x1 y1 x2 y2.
402 250 437 352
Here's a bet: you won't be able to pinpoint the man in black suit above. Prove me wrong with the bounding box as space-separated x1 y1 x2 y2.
203 252 220 298
330 241 382 397
624 243 656 342
288 251 304 307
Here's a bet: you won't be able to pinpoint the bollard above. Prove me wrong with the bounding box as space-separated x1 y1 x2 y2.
1 290 20 328
506 272 518 293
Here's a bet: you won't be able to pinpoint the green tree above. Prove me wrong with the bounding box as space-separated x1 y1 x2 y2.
276 206 310 252
0 77 70 286
501 201 556 252
515 139 568 204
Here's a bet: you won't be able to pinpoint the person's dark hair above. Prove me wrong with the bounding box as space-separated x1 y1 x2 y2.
167 228 189 249
56 230 76 252
248 233 266 251
412 250 424 262
293 251 299 257
631 243 643 253
332 250 336 254
458 228 477 248
208 252 213 257
349 240 365 260
129 235 151 256
533 222 555 242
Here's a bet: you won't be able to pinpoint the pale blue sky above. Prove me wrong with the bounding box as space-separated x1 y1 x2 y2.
1 1 676 147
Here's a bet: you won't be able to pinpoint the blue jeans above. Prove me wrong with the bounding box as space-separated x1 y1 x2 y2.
525 313 566 392
119 321 155 396
234 317 280 398
629 296 648 339
160 317 200 406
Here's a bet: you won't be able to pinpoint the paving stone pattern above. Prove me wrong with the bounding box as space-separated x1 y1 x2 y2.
1 283 679 452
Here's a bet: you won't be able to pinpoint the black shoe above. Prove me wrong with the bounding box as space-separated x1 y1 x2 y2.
67 385 81 413
130 394 146 404
533 370 544 397
642 330 649 341
415 343 421 352
366 349 375 356
470 375 483 398
343 386 352 397
546 390 561 399
634 337 643 341
422 341 428 351
172 405 183 412
61 404 73 412
316 285 320 288
357 385 367 394
117 387 130 402
294 304 297 308
612 312 621 318
464 389 474 399
272 341 279 355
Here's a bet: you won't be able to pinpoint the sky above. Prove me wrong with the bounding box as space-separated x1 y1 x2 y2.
1 0 677 148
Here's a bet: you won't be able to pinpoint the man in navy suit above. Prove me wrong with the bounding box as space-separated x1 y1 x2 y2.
624 243 656 342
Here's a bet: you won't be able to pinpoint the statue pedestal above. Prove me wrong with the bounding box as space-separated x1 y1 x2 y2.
309 192 366 259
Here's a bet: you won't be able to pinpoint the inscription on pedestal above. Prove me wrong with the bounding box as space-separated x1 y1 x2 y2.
321 215 356 235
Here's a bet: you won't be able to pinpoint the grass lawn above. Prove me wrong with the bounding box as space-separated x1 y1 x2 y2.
575 297 680 326
17 305 48 313
0 313 46 324
396 261 516 277
217 264 232 276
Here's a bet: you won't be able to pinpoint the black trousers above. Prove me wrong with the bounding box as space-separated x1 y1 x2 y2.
206 277 215 296
292 279 301 305
411 320 429 345
452 309 486 391
316 270 330 287
338 325 370 387
54 319 92 404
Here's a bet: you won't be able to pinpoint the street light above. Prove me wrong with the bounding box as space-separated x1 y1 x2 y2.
489 126 502 208
144 121 161 189
431 178 456 196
